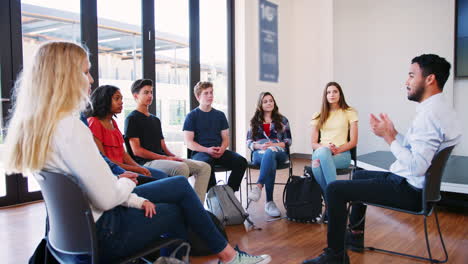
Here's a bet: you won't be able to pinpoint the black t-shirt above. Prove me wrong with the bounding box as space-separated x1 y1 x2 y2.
124 110 164 164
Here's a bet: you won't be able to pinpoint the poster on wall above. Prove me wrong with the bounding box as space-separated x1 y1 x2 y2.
259 0 279 82
456 0 468 77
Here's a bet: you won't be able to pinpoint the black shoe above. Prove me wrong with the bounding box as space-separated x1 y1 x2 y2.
302 248 350 264
345 230 364 253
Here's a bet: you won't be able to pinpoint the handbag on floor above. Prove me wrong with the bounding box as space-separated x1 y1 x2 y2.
282 166 322 223
153 242 190 264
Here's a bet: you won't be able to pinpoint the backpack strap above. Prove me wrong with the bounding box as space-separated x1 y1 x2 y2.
213 187 228 225
221 186 262 231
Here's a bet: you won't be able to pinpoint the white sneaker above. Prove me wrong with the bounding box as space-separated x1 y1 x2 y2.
264 201 281 217
221 246 271 264
248 185 262 202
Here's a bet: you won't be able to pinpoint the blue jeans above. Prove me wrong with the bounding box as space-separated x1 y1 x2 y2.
311 147 351 193
95 176 228 263
252 149 288 202
192 150 247 192
325 170 422 252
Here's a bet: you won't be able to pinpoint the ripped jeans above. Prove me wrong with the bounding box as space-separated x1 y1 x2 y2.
311 147 351 194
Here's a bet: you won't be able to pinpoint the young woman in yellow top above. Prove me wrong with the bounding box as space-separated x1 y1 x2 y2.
311 82 358 196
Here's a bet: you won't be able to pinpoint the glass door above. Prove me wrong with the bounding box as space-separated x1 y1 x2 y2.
154 0 190 158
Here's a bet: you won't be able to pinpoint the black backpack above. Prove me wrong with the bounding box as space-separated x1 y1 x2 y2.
282 166 322 223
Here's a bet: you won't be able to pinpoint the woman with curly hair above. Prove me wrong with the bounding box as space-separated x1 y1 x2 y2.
247 92 292 217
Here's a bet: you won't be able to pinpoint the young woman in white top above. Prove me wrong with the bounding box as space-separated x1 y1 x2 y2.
2 41 271 264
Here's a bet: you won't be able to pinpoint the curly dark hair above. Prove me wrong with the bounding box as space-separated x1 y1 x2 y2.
249 92 284 140
85 85 120 118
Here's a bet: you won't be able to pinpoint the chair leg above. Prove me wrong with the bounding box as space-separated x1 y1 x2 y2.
432 208 449 263
423 215 434 262
246 168 252 209
248 167 253 190
239 174 243 206
363 209 449 263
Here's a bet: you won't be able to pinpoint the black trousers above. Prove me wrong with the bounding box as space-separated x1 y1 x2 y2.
325 170 422 251
192 149 247 192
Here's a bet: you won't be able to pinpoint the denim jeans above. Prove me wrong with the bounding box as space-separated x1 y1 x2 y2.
325 170 422 252
95 176 228 263
192 150 247 192
144 166 169 180
311 147 351 193
252 149 288 202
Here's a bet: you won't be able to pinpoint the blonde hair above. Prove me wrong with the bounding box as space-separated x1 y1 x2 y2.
3 41 89 174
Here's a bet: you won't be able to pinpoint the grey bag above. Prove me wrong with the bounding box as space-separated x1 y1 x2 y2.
206 184 254 226
153 242 190 264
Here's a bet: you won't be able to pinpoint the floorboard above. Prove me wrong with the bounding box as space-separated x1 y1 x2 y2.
1 158 467 264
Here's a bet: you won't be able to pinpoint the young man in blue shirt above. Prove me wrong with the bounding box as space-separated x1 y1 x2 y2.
303 54 462 264
183 81 247 192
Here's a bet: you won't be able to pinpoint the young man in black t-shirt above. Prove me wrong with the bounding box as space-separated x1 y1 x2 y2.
183 81 247 192
124 79 210 203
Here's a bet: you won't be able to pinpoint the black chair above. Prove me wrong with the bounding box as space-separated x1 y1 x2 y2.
124 135 137 161
187 149 231 181
315 131 357 223
186 149 243 204
336 145 357 178
348 146 454 263
245 145 293 209
35 170 182 264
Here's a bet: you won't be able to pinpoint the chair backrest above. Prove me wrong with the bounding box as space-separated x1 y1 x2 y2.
124 135 137 160
423 146 455 208
35 171 98 260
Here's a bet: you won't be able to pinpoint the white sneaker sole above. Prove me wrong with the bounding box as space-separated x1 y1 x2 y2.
256 255 271 264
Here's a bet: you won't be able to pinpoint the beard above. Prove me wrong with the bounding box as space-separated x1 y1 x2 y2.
407 84 425 102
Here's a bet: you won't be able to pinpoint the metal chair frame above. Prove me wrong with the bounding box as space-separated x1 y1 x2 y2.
346 146 454 264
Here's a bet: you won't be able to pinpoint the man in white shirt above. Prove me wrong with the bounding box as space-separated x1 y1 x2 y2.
303 54 462 264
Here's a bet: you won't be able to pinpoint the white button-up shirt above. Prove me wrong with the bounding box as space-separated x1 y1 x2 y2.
390 93 462 189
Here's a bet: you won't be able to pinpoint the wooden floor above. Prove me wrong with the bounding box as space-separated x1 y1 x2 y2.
1 158 467 264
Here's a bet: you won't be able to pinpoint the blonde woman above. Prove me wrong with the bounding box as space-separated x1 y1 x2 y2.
3 41 271 264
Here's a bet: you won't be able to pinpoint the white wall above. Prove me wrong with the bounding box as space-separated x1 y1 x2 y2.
235 0 334 157
235 0 294 157
333 0 465 155
236 0 467 157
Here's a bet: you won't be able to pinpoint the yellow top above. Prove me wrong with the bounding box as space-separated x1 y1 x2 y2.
311 108 358 147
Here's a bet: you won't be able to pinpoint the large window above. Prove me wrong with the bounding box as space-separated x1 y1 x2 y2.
21 0 82 193
97 0 142 130
0 0 234 206
200 0 229 118
154 0 190 158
